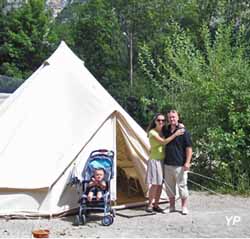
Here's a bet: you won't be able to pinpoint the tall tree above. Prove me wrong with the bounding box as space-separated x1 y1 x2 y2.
56 0 129 104
0 0 57 79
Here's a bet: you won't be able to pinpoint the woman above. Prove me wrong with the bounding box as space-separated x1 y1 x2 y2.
145 113 184 213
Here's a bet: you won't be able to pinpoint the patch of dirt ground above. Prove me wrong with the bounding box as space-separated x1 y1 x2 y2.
0 191 250 238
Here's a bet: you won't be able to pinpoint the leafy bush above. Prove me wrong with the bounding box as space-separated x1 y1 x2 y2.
139 22 250 193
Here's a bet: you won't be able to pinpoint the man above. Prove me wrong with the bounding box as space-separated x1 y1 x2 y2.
163 110 192 215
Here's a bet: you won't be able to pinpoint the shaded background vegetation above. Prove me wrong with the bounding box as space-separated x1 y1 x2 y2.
0 0 250 193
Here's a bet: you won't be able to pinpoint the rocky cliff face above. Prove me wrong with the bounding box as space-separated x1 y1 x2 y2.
46 0 69 17
3 0 23 12
4 0 71 17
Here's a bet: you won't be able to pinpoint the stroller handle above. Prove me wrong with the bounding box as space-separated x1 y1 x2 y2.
90 149 114 158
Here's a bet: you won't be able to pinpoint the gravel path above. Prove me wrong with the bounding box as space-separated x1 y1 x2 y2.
0 191 250 238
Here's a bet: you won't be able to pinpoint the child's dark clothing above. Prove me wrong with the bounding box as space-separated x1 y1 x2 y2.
86 178 107 200
87 180 106 194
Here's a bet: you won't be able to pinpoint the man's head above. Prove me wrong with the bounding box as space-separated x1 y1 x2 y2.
94 168 105 181
167 110 179 127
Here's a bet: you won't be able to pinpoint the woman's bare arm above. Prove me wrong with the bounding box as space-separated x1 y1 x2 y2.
153 129 185 145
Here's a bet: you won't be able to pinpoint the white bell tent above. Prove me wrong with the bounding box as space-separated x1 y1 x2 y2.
0 41 151 217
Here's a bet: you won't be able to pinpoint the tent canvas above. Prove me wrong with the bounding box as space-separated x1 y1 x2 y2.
0 41 151 217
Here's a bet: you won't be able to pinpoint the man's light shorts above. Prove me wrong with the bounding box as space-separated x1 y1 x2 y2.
164 165 189 199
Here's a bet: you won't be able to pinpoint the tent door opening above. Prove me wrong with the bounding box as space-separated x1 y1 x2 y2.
116 122 145 205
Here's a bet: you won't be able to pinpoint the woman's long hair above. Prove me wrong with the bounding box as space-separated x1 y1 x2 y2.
146 113 164 137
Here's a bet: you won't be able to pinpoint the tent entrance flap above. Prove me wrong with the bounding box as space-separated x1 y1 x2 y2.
116 122 145 205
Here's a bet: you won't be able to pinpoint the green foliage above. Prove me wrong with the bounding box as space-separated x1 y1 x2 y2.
55 0 130 104
0 0 57 81
139 21 250 192
53 2 81 46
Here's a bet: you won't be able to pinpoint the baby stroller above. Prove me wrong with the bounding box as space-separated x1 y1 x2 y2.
73 149 116 226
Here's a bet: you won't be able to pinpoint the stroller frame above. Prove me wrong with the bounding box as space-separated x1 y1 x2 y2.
74 149 116 226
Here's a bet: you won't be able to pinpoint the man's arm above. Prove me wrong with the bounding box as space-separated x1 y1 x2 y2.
184 147 192 171
152 129 185 145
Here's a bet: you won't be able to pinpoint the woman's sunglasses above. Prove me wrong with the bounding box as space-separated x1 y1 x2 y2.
156 119 165 122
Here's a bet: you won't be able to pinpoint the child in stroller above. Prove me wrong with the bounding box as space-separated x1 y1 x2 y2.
87 168 107 202
73 149 116 226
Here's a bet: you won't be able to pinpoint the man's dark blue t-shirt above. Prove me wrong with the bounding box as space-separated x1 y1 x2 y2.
163 125 192 166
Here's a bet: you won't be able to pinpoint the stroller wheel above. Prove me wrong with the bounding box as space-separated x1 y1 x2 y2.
81 214 86 225
102 215 114 226
74 215 80 226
